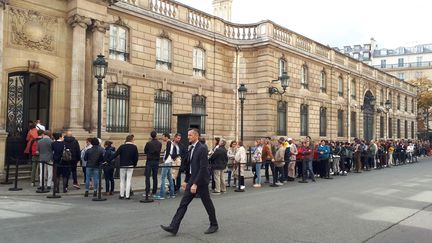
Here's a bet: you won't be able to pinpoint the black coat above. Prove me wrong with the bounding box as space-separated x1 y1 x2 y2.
188 142 210 186
63 136 81 162
209 147 228 170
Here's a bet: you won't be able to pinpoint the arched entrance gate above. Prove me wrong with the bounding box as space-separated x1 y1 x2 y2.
363 91 375 142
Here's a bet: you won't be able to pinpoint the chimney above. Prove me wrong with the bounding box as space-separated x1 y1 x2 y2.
213 0 233 22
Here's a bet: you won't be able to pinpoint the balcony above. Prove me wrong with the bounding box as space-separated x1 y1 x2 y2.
373 61 432 70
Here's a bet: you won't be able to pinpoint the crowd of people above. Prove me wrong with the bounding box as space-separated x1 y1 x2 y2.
24 119 432 201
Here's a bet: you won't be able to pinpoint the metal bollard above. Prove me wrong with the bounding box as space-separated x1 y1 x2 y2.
1 159 12 185
8 158 23 191
298 159 308 183
47 163 61 199
36 161 50 193
92 165 107 201
141 165 154 203
234 162 244 192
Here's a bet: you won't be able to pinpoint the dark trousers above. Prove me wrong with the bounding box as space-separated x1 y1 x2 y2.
104 167 115 193
322 158 330 178
282 163 288 181
82 166 87 183
174 170 182 192
270 163 277 184
264 160 271 182
170 184 218 230
145 160 159 195
71 162 78 184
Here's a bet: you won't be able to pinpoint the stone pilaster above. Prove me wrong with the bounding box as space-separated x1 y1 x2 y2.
0 0 8 178
91 20 109 132
67 14 91 130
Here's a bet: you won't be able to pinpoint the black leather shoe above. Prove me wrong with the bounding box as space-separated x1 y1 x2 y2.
204 225 218 234
160 225 177 235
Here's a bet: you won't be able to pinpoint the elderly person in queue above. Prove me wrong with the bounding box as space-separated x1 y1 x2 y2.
209 139 228 195
234 141 247 190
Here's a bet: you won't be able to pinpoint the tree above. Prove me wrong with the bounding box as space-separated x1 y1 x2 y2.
408 77 432 111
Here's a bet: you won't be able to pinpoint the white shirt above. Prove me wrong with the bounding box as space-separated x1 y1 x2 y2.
36 123 46 131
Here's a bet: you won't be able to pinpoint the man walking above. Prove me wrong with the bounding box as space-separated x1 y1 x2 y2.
161 128 218 235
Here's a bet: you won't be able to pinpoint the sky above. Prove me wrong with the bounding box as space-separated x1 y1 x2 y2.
176 0 432 49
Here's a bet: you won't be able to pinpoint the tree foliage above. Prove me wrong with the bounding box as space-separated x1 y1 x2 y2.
408 77 432 111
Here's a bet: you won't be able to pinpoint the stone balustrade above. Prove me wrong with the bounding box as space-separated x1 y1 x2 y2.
114 0 416 92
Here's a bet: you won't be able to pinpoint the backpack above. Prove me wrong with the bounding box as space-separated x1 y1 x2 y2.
62 146 73 162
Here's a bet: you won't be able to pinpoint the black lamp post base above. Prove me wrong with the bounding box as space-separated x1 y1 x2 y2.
298 181 308 183
47 195 61 199
8 187 22 191
234 189 245 192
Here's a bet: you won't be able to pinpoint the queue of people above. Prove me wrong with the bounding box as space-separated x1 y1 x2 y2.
24 120 431 201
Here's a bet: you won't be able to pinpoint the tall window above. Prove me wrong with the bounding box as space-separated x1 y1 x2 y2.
380 89 384 106
109 25 129 61
404 120 408 139
154 90 172 133
389 118 393 138
398 58 404 67
320 71 327 93
411 121 415 138
397 94 401 110
404 97 408 112
277 101 287 136
417 56 423 67
192 95 206 134
337 110 344 137
106 84 130 132
300 65 308 89
156 37 172 70
193 48 206 77
279 58 287 77
412 98 415 113
338 76 343 97
380 60 386 68
351 79 356 99
380 116 384 138
319 107 327 136
300 104 309 136
350 111 357 137
397 119 401 138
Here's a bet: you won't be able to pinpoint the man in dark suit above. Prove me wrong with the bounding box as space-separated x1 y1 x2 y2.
161 128 218 235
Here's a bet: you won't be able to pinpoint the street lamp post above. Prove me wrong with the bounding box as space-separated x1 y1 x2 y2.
268 71 289 98
236 83 247 193
92 54 108 202
93 54 108 139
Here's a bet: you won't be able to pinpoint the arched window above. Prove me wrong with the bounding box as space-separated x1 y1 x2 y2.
320 71 327 93
300 104 309 136
319 107 327 136
300 65 308 89
338 76 343 97
279 58 287 77
156 37 172 70
192 95 206 134
154 90 172 133
109 25 129 61
193 48 206 77
106 84 130 132
277 101 287 136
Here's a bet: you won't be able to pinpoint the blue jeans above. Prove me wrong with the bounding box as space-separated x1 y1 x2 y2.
255 162 262 184
306 160 315 180
159 166 174 198
85 167 99 192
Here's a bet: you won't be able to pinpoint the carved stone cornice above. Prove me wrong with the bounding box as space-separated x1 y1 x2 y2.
67 14 91 29
91 20 110 33
0 0 9 10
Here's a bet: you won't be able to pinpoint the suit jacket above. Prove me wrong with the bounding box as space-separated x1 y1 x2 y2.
188 142 210 186
37 135 53 162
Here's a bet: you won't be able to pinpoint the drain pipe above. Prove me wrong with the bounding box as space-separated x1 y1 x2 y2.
235 46 240 142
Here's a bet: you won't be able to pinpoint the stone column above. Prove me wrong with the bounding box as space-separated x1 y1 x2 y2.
67 14 91 130
0 0 9 178
91 20 109 132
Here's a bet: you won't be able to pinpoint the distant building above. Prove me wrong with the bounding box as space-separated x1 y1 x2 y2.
333 38 377 65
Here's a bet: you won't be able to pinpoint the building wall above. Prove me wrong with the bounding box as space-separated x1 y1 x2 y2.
0 0 418 175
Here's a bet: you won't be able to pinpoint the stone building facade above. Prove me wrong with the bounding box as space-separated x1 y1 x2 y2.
0 0 417 175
